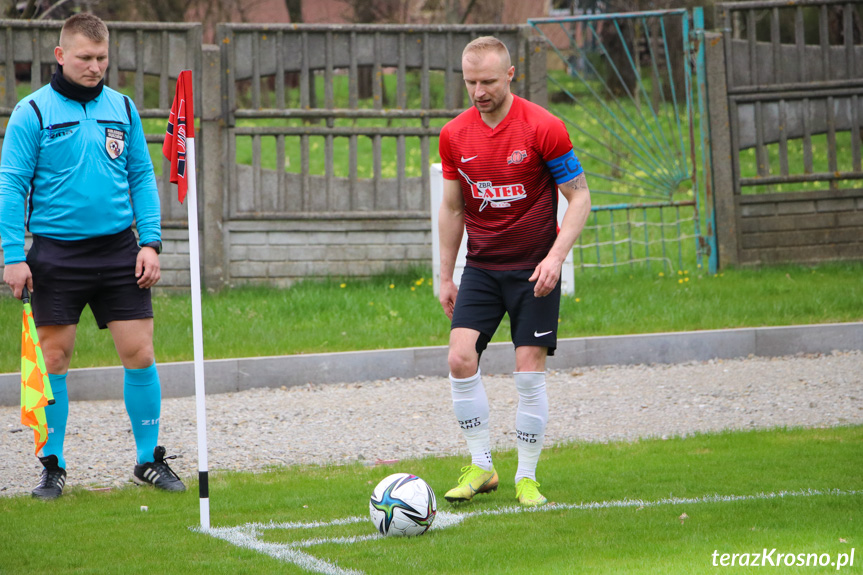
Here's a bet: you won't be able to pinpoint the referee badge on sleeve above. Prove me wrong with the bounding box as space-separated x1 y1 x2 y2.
105 128 125 159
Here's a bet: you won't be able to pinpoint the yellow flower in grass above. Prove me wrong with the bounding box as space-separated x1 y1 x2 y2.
678 279 684 284
389 284 395 289
340 283 346 288
658 272 664 277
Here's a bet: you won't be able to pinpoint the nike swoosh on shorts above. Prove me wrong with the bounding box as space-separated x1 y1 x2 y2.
534 330 553 338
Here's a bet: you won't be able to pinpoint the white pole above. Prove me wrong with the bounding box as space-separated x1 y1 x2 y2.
184 137 210 530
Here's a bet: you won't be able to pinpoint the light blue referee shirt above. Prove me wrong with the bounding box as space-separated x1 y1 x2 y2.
0 84 160 264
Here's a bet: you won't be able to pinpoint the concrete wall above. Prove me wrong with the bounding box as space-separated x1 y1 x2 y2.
737 188 863 265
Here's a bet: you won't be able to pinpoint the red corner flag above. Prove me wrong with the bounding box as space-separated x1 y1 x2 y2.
163 71 195 203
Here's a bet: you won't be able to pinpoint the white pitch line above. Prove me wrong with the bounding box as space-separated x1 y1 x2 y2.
198 488 861 575
200 523 366 575
433 487 863 529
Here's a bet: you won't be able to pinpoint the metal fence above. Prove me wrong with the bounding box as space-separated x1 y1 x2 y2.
529 9 712 273
575 201 699 273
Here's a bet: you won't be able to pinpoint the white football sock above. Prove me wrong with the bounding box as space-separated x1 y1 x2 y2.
514 371 548 483
450 369 493 471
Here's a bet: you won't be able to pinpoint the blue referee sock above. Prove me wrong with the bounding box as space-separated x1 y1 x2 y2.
123 363 161 465
41 373 69 469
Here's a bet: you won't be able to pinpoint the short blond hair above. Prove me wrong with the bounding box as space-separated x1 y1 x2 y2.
462 36 511 69
60 13 108 46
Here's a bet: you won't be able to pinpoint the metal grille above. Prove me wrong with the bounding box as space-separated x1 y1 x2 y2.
529 9 712 272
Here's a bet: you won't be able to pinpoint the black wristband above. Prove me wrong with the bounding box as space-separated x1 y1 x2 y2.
141 241 162 255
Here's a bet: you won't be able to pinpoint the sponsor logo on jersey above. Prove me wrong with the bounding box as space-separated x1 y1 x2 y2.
48 130 71 140
507 149 528 164
105 127 125 159
458 168 526 212
461 155 478 163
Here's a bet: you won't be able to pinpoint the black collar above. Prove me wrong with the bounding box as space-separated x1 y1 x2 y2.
50 64 104 103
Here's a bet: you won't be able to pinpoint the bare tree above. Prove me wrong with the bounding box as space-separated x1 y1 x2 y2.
420 0 489 24
340 0 415 100
5 0 77 19
285 0 302 23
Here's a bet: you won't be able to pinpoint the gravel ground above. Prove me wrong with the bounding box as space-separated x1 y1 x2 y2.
2 350 862 497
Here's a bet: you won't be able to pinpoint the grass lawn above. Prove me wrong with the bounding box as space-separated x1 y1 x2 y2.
0 426 859 574
1 262 861 373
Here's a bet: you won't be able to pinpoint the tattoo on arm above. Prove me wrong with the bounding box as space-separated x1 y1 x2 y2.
561 173 589 193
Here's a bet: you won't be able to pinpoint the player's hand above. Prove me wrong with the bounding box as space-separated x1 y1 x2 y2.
439 279 459 320
136 246 161 289
3 262 33 299
529 256 563 298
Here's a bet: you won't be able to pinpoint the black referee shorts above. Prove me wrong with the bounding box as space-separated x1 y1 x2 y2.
26 227 154 329
451 265 561 356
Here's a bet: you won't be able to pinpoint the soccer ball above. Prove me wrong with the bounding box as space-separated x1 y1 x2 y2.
369 473 437 537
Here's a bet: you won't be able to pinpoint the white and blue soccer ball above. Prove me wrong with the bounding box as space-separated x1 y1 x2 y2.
369 473 437 537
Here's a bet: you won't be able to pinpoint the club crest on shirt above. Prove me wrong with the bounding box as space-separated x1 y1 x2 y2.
105 128 125 159
507 149 528 165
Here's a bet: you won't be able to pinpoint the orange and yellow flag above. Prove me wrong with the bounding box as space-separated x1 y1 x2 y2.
20 288 53 455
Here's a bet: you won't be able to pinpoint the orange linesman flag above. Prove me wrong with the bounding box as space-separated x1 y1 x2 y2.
162 70 195 204
20 287 54 455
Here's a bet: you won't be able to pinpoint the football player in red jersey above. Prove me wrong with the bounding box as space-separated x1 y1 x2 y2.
438 36 592 506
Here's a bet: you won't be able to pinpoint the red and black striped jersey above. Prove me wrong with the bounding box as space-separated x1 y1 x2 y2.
439 94 577 270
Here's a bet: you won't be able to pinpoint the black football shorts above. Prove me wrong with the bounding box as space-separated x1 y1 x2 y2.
27 227 154 329
451 265 561 356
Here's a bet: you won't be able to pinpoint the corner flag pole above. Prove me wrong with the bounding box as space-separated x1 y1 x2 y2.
185 135 210 530
164 70 209 529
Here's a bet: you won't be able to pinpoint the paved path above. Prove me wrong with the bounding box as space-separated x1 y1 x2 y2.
2 350 861 497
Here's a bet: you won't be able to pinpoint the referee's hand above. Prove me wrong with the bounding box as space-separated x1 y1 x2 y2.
136 246 161 289
3 262 33 300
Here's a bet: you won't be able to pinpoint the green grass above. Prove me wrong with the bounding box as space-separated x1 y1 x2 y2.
0 426 860 574
1 262 862 373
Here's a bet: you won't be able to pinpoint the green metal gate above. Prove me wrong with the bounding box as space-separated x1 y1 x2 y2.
529 8 716 274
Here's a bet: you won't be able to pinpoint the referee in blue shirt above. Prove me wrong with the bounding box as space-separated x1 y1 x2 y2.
0 13 185 499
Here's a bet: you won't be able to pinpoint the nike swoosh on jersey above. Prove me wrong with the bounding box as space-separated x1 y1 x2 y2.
534 330 553 338
461 155 478 163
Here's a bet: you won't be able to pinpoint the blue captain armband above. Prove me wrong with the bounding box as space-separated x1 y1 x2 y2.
546 149 583 185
